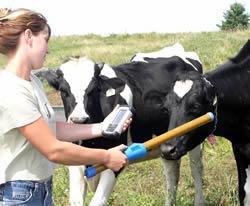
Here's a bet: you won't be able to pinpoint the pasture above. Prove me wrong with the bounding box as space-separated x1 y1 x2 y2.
1 30 250 205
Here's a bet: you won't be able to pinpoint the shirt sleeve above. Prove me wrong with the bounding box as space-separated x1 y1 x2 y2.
0 88 41 135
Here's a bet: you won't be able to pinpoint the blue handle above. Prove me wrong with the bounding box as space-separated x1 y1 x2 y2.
85 143 147 178
85 166 97 178
124 143 147 161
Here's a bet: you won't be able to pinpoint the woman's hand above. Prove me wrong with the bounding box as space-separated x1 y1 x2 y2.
104 144 128 171
101 104 132 135
121 117 132 131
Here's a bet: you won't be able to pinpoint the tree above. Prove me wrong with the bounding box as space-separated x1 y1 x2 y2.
217 2 250 30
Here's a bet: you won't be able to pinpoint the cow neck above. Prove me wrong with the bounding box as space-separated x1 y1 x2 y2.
112 68 135 92
98 63 133 108
204 70 245 142
205 62 250 107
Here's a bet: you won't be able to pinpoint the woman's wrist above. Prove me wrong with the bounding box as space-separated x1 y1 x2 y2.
102 149 110 165
91 123 103 137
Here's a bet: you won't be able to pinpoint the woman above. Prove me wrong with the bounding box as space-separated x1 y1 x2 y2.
0 8 131 205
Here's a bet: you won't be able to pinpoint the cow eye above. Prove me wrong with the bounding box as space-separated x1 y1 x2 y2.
192 103 201 109
187 102 202 114
161 106 169 114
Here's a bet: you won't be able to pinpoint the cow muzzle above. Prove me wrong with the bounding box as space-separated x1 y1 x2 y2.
160 143 187 160
69 116 90 124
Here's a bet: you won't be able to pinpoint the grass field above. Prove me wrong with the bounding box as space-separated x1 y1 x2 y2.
1 30 250 205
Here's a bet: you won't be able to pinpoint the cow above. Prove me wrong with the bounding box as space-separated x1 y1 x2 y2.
36 43 205 206
160 40 250 206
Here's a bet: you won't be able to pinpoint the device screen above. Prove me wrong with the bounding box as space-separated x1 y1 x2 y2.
112 109 126 124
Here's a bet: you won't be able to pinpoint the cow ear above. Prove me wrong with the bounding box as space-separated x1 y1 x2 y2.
94 63 104 77
98 62 105 70
104 78 125 94
39 69 61 90
203 79 216 105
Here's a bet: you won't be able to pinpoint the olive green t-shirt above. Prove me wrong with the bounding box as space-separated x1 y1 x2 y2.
0 70 57 184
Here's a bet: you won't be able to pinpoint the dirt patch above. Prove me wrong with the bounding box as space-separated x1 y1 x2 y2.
46 89 63 105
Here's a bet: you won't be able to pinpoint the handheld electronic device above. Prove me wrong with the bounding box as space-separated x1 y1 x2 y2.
102 105 132 137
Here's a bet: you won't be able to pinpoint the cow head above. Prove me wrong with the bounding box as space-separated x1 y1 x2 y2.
83 63 133 123
37 57 133 125
160 71 217 160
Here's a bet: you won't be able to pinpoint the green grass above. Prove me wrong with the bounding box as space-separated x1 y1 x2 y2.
52 138 237 206
1 30 249 205
43 30 250 71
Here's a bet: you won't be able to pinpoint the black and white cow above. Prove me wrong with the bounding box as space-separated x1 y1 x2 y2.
37 43 205 206
130 43 206 206
160 40 250 206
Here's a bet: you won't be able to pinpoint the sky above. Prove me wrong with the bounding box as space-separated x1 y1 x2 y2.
1 0 250 36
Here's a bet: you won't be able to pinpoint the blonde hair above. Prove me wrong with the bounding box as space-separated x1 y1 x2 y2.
0 8 51 55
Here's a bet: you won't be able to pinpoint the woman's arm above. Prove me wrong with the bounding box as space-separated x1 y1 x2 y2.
56 121 102 142
19 117 127 171
56 105 132 142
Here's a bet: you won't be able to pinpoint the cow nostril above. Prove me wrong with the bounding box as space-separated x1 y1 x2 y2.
160 144 177 157
162 107 169 114
83 117 90 123
168 146 176 155
70 116 89 124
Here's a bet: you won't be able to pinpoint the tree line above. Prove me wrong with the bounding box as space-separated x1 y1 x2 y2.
217 2 249 31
